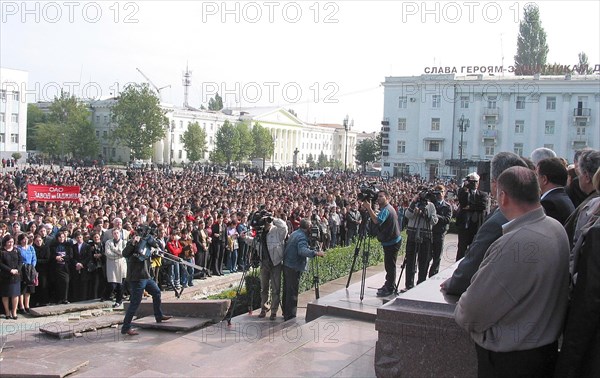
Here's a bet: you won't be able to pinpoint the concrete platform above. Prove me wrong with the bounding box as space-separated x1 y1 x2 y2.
124 299 230 323
131 316 213 332
28 300 113 317
39 314 123 339
0 358 89 378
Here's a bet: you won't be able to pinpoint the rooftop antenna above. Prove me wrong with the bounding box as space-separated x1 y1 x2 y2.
182 63 192 108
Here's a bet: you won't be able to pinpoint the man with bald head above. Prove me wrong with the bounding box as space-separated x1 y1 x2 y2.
455 166 570 377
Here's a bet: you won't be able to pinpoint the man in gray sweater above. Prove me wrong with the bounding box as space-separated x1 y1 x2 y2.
454 166 570 377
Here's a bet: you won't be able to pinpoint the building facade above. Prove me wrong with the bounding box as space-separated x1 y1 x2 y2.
381 74 600 179
0 67 28 161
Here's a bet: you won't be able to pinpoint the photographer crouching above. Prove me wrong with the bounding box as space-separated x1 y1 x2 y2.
243 209 288 321
402 189 439 292
120 227 171 336
361 189 402 297
282 219 324 321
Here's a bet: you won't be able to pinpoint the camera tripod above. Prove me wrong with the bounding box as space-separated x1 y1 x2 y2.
394 207 430 294
224 236 260 325
310 241 321 299
346 217 372 301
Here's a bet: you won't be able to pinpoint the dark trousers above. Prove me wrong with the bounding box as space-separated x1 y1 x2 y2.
103 282 123 303
54 268 69 303
457 224 478 261
405 235 431 289
211 243 224 275
31 271 49 306
69 272 90 302
89 268 107 299
475 341 558 378
121 279 163 334
428 232 445 277
383 241 401 290
282 265 302 321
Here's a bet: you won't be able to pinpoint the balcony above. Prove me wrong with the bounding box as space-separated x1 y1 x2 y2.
381 126 390 132
423 150 443 160
382 139 390 145
481 129 499 139
573 108 591 117
381 119 390 126
482 107 501 120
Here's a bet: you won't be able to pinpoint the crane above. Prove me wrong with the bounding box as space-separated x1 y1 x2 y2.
135 68 171 102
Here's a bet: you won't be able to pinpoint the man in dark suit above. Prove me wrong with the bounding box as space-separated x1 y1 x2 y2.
69 231 93 302
537 157 575 225
442 152 528 296
455 173 489 261
428 185 453 277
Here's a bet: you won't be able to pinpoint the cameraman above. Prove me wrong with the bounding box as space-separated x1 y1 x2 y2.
361 190 402 297
427 185 453 277
244 212 288 320
282 219 324 321
403 190 439 292
456 173 489 261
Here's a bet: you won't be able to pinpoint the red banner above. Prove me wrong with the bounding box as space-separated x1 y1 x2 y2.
27 185 80 202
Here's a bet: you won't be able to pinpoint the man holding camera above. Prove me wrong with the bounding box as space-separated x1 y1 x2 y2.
403 190 439 292
282 219 324 321
244 212 288 320
361 190 402 297
455 173 489 261
428 185 453 277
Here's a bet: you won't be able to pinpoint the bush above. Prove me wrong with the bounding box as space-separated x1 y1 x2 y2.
210 270 262 317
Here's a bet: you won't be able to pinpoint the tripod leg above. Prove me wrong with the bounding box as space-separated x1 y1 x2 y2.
394 258 407 294
360 237 370 301
345 235 363 288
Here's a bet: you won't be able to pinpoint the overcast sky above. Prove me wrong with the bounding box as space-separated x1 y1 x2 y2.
2 1 599 132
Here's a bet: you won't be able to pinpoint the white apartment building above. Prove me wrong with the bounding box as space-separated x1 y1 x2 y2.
0 67 28 161
381 74 600 179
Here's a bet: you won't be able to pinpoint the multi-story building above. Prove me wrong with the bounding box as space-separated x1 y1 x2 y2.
381 73 600 179
0 67 28 161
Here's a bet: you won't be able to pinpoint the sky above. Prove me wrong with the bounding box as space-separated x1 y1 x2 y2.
1 0 599 133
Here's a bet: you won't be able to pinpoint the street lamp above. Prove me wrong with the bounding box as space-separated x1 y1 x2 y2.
343 115 353 171
457 114 470 179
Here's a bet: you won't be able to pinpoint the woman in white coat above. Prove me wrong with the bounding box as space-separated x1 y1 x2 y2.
103 229 127 307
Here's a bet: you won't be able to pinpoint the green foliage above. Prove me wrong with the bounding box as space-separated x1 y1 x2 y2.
514 4 549 75
235 122 254 162
181 121 208 162
11 152 22 161
355 137 381 171
110 83 168 160
208 93 223 111
306 153 315 168
577 52 593 74
32 91 99 159
26 104 47 150
210 120 240 165
250 123 274 162
317 151 328 168
209 271 262 317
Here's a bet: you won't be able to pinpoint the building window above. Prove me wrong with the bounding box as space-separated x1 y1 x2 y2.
432 95 441 108
460 96 469 109
96 115 100 123
577 126 586 136
515 120 524 134
0 134 4 143
516 96 525 110
95 131 100 138
397 118 406 131
399 96 407 109
111 148 116 157
103 131 108 138
545 120 555 134
209 137 213 145
0 113 4 123
431 118 440 131
12 92 19 101
546 96 556 110
544 144 554 150
397 140 406 154
428 141 440 151
10 134 18 143
484 139 495 157
514 143 524 156
203 122 206 130
487 96 497 109
210 123 214 131
11 114 18 123
0 90 6 100
573 141 587 150
104 115 108 123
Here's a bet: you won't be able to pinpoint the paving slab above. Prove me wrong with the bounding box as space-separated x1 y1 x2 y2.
124 299 229 323
28 301 113 317
0 356 89 378
38 315 123 339
131 316 213 332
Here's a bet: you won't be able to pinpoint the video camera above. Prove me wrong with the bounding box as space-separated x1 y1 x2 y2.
309 213 322 248
250 208 273 235
417 188 440 210
134 225 162 261
357 181 380 205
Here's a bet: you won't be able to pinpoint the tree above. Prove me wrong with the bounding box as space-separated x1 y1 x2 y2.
181 121 208 162
250 123 274 171
210 120 240 165
288 109 298 117
26 104 47 151
32 91 99 159
514 4 549 75
235 122 254 163
306 153 315 169
110 83 168 160
317 151 328 168
576 52 593 75
208 93 223 111
355 138 380 172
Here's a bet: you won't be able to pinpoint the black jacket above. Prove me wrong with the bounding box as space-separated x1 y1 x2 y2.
432 200 452 235
541 187 575 225
0 249 22 284
554 224 600 377
123 239 152 281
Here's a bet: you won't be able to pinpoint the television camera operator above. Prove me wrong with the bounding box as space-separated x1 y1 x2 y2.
242 208 288 320
282 218 324 321
360 187 402 297
120 226 171 336
427 185 453 277
402 188 439 292
455 172 489 261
